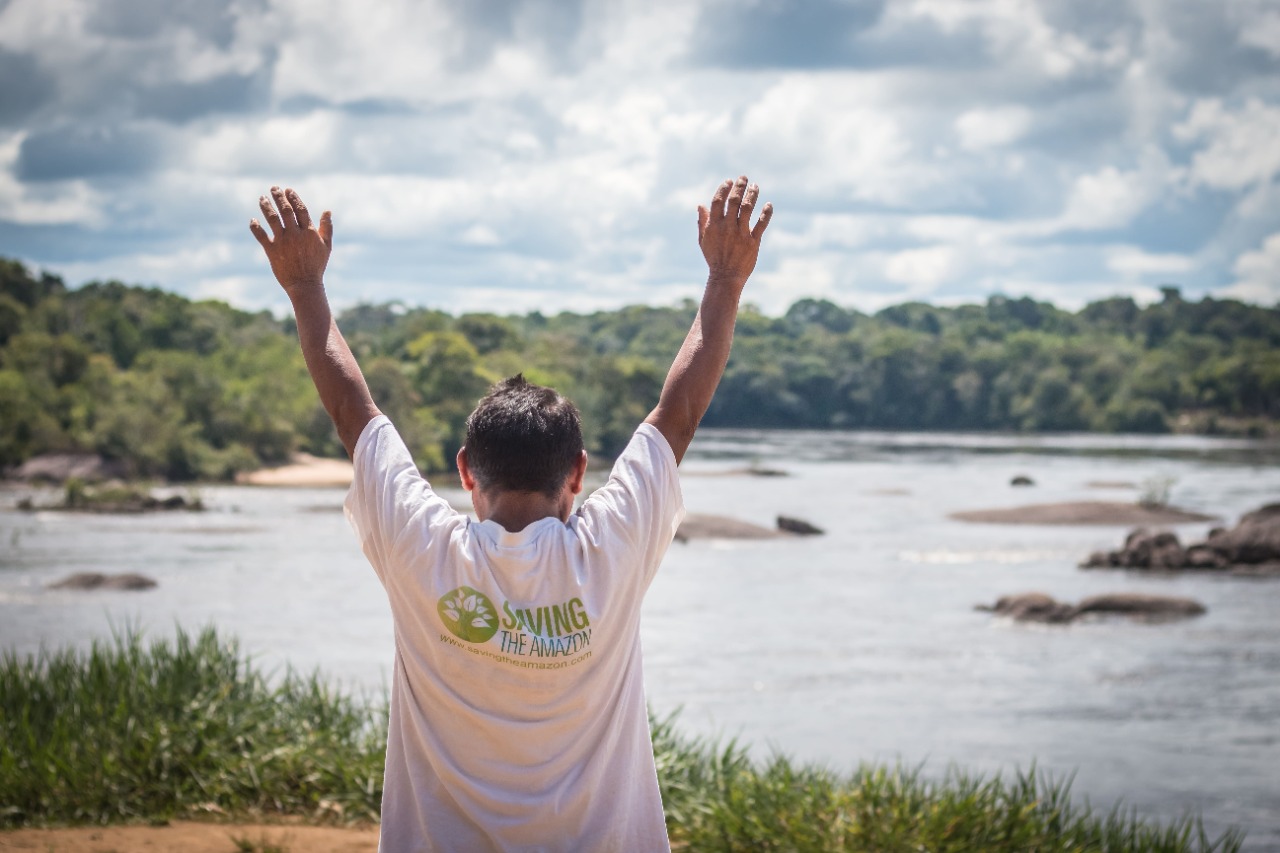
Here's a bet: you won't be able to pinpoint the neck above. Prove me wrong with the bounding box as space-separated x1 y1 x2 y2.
474 489 572 533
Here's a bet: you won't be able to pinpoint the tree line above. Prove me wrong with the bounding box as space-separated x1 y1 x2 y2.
2 257 1277 481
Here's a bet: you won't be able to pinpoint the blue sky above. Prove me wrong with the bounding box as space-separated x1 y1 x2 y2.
1 0 1279 316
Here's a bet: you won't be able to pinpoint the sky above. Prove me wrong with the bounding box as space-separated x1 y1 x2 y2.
1 0 1279 317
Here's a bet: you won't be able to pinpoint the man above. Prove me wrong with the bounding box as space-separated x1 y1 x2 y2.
251 176 772 851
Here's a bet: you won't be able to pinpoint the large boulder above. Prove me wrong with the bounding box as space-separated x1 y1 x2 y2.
1081 503 1280 574
49 572 157 591
977 591 1206 624
1074 593 1206 621
1203 503 1280 565
675 514 782 542
977 592 1075 623
776 515 824 536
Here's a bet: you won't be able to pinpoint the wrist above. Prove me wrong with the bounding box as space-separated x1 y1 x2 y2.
284 278 326 301
705 270 748 293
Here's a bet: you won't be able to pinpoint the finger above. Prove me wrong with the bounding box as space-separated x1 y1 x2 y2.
697 205 709 243
709 179 731 220
270 186 295 229
725 175 748 220
259 195 284 237
249 218 272 249
738 182 759 232
286 188 312 229
751 202 774 240
319 210 333 248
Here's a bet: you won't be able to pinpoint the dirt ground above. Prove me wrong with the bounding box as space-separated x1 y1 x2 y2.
0 822 378 853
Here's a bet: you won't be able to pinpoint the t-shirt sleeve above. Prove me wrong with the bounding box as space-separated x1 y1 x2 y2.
576 422 685 592
343 415 459 586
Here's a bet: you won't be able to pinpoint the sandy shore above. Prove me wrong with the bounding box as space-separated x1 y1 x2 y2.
0 822 378 852
236 454 354 487
676 513 788 540
950 501 1217 525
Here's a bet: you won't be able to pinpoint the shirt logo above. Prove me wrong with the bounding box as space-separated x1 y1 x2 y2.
437 586 500 643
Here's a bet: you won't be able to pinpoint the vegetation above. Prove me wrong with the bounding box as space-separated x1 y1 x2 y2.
3 257 1278 481
0 628 1244 851
15 478 204 513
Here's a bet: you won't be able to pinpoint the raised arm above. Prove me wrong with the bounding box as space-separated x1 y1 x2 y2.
645 176 773 464
250 186 380 457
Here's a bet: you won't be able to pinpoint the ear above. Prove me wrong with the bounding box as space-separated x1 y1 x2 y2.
566 450 588 495
457 447 477 492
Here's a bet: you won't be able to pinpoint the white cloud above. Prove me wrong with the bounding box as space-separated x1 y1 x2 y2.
1055 149 1172 232
904 0 1130 79
768 214 893 253
0 133 104 226
1106 246 1195 277
739 75 925 205
266 0 453 104
1235 4 1280 58
954 106 1033 151
883 245 960 292
1175 98 1280 191
1226 232 1280 304
1 0 1279 315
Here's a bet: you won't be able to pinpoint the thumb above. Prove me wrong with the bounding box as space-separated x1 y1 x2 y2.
697 205 709 244
319 210 334 248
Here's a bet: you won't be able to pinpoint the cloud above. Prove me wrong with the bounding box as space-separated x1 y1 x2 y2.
85 0 246 46
1105 246 1195 277
883 244 961 292
690 0 887 68
1145 0 1280 95
137 70 271 123
1175 98 1280 191
16 124 169 181
0 0 1277 315
0 48 55 126
1054 148 1173 232
444 0 588 72
1226 232 1280 304
954 106 1033 150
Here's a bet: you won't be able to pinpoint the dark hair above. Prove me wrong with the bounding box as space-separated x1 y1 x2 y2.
463 375 584 496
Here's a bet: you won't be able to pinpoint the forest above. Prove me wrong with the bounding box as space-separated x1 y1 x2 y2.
2 256 1277 481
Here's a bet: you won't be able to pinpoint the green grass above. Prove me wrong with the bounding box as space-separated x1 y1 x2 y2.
0 628 383 826
653 715 1241 851
0 628 1244 851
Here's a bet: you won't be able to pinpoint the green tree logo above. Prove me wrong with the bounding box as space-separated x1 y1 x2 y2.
438 586 499 643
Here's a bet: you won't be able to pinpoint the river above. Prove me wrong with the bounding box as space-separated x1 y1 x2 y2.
2 429 1278 849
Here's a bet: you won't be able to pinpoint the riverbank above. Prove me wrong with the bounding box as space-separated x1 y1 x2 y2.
0 628 1243 851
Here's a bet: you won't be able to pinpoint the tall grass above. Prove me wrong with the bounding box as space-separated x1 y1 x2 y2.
652 716 1242 851
0 628 384 826
1 628 1244 851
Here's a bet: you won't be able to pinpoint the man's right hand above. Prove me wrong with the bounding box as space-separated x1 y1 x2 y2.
646 175 773 464
250 186 333 296
697 176 773 290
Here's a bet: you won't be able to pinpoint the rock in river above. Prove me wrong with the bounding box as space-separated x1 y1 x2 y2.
1081 503 1280 576
977 591 1205 624
776 515 824 536
49 572 158 591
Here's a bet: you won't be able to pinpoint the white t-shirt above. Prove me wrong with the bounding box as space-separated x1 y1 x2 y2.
344 416 684 852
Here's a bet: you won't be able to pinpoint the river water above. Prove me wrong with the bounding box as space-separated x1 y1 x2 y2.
2 430 1278 849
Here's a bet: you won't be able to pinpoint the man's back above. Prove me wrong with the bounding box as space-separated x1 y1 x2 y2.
252 176 770 850
346 417 683 851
